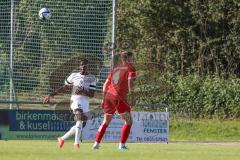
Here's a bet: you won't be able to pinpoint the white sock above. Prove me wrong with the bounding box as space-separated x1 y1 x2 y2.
94 141 99 146
61 126 75 140
74 121 82 145
119 143 125 147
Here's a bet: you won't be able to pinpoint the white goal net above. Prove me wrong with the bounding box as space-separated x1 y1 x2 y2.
0 0 115 108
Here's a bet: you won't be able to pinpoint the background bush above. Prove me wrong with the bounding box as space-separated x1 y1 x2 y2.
135 74 240 119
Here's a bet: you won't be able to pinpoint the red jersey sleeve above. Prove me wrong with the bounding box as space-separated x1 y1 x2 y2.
128 65 136 79
107 72 112 81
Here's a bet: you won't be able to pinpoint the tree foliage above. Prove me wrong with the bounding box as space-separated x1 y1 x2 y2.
118 0 240 77
118 0 240 118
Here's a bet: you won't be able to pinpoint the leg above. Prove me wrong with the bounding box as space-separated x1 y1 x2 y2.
62 125 76 140
73 109 84 148
57 125 76 148
80 121 87 142
92 114 113 149
57 112 76 148
117 100 132 149
119 112 132 147
93 94 116 149
61 110 77 141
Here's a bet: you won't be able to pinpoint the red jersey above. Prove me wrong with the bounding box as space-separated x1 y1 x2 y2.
106 63 136 100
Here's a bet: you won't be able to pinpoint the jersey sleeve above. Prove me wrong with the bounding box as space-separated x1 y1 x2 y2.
89 75 97 90
107 73 112 81
65 73 73 86
128 65 136 80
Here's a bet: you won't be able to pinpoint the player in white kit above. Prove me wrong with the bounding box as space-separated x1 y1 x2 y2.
43 59 96 149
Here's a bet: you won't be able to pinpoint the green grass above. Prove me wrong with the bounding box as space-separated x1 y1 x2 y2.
170 119 240 141
0 141 240 160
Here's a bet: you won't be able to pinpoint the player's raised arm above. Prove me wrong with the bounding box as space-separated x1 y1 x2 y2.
43 72 73 103
43 84 69 103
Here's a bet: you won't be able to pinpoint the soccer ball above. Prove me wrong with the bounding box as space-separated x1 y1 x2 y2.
39 8 52 20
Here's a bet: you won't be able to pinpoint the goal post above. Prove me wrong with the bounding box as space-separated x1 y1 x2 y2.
0 0 117 108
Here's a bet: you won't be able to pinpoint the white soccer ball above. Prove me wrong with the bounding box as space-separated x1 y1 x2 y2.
39 8 52 20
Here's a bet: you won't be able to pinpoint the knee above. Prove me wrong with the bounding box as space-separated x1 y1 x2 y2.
73 109 87 121
125 118 133 125
103 117 112 126
103 119 111 126
124 115 133 125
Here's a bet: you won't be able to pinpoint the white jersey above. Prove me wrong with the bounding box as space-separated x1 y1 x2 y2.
65 72 96 112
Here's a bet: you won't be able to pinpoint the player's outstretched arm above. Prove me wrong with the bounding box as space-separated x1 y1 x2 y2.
43 85 69 103
128 78 136 106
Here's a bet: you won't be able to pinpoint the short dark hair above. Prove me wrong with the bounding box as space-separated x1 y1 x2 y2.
119 50 133 61
80 58 88 64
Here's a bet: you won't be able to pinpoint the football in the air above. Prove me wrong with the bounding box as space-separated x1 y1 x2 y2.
39 8 52 20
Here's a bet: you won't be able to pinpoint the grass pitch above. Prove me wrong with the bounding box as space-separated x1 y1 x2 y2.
0 140 239 160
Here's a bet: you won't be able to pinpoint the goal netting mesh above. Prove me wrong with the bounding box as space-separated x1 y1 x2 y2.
0 0 114 108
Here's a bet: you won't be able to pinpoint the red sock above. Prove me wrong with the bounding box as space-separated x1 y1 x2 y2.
96 124 108 143
120 124 132 144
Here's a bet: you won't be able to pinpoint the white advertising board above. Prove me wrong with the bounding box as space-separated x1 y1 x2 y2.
82 111 169 143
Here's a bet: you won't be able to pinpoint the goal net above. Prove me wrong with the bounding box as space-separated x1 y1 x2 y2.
0 0 115 108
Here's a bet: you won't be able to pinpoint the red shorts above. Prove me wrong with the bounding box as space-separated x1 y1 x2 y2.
103 93 131 115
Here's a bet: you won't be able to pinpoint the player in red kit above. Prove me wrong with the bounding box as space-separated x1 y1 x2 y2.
92 51 136 150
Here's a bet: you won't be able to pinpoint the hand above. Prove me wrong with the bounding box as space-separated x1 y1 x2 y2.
43 95 52 103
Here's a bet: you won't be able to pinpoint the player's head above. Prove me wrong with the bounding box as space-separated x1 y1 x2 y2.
119 50 134 63
79 59 88 74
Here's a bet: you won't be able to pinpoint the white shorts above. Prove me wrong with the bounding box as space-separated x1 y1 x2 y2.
70 95 90 113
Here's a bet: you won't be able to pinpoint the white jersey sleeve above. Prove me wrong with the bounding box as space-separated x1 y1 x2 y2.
88 75 96 90
89 80 96 90
65 73 74 86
